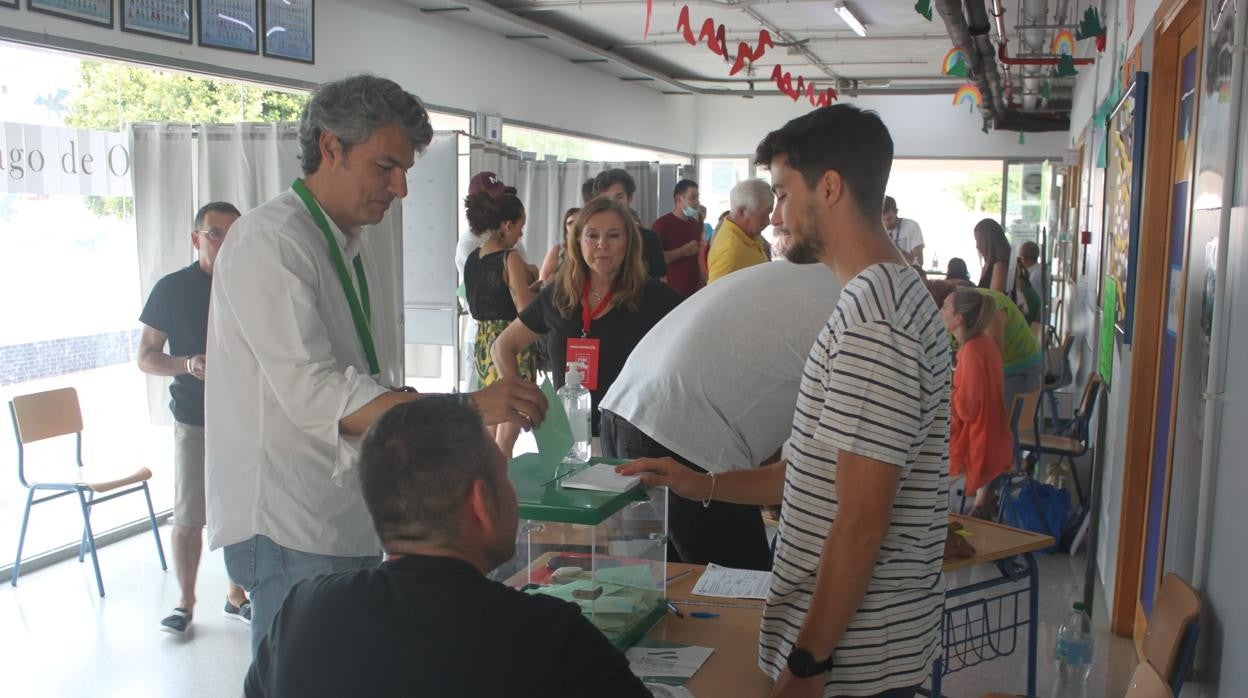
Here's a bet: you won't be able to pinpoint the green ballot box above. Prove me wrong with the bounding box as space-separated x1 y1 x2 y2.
496 447 669 649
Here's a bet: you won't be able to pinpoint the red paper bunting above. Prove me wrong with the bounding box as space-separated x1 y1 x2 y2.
677 6 832 108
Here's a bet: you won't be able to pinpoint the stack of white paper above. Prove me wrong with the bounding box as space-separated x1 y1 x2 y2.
689 563 772 600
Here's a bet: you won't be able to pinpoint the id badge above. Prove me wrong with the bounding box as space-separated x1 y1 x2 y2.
565 337 601 391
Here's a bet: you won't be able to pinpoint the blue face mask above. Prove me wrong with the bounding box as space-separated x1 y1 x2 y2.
682 206 698 218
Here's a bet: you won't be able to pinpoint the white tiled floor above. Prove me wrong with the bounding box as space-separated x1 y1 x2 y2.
0 523 1137 697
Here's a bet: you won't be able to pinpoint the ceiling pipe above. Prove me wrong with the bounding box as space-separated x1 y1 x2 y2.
932 0 997 123
964 0 1008 116
997 43 1095 65
989 0 1017 107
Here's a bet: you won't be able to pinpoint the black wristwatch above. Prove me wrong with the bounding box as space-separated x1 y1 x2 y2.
786 647 834 678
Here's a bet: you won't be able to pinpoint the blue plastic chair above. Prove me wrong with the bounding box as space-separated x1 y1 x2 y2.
9 387 167 597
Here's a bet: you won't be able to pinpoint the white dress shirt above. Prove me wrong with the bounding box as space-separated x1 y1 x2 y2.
205 188 397 556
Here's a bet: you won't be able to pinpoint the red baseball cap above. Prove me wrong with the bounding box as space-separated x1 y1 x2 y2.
468 171 506 197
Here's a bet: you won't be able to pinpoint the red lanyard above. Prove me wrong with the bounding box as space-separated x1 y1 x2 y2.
580 281 614 337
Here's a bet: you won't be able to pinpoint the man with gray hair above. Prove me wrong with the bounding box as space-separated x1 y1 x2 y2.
707 178 775 283
206 75 547 654
244 397 649 697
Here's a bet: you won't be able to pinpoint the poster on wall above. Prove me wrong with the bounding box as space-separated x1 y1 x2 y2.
199 0 259 54
262 0 314 63
28 0 113 26
1101 72 1149 344
121 0 191 42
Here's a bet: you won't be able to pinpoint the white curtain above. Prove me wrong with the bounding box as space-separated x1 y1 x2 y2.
467 139 690 262
133 121 405 422
132 123 195 426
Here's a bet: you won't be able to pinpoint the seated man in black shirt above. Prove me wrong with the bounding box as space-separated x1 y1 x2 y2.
245 396 651 698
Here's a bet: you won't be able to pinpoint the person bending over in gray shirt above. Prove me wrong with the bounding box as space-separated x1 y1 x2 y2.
600 259 841 570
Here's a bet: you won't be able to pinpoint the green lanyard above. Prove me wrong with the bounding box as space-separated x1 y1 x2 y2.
291 178 379 376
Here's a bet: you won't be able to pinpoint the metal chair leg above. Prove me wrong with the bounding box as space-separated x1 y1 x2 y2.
11 489 36 587
77 489 105 597
77 491 94 563
141 483 167 571
1066 456 1086 503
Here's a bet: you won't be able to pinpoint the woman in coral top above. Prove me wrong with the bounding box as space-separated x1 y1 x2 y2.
942 288 1015 519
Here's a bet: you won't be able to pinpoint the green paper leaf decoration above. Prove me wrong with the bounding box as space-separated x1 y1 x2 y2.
1018 131 1026 145
1076 6 1106 41
1052 54 1079 78
1040 80 1053 100
981 117 992 134
947 56 969 78
915 0 933 21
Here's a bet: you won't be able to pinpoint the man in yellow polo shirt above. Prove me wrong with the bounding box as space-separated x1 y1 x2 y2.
708 179 775 283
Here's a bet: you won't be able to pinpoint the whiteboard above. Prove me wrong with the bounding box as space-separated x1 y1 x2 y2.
401 132 460 345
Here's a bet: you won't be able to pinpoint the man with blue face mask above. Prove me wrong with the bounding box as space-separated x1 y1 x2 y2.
651 179 704 298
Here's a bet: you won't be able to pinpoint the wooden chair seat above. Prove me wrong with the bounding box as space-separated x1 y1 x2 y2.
1017 429 1083 453
29 465 154 493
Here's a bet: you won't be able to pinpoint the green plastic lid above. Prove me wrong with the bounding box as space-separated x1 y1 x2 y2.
509 453 648 526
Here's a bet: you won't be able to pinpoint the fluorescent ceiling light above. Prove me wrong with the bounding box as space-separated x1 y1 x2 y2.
834 2 867 37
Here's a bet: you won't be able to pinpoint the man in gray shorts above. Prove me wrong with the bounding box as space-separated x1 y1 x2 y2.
139 202 249 635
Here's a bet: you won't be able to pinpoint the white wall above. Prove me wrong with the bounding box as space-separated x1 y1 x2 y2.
0 0 696 155
692 93 1069 158
1063 0 1152 620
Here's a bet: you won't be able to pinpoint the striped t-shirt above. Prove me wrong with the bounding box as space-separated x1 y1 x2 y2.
758 263 952 696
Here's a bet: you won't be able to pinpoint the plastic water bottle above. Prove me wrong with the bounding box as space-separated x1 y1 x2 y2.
557 362 592 465
1051 601 1094 697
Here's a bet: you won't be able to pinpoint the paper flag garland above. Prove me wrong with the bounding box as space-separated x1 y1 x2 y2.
1076 6 1107 52
676 5 831 108
941 48 970 77
1051 29 1076 56
1040 80 1053 100
981 117 992 134
915 0 933 21
1075 6 1106 41
953 83 983 112
1051 54 1079 78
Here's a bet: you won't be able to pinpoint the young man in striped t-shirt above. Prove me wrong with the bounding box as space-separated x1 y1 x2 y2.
620 104 951 698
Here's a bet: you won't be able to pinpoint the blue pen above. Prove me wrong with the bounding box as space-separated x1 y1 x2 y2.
690 612 720 619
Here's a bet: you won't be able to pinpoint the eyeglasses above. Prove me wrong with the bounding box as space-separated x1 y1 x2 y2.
195 228 228 241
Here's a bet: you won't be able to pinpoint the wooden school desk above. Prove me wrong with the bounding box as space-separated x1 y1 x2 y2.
644 515 1054 697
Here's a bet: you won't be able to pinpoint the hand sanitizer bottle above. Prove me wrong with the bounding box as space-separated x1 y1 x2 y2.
557 361 592 465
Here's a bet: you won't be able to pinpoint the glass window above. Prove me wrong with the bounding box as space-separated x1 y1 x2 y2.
889 159 1005 279
0 41 313 569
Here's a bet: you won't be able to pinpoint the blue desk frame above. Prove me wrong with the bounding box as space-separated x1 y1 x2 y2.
926 552 1041 698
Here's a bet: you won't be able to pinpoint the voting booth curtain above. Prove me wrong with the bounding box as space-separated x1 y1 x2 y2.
467 139 693 268
131 122 404 424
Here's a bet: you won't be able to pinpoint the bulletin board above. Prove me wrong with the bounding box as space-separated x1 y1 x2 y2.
1101 72 1149 344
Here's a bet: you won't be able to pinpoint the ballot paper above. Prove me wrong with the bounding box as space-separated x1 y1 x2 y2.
559 463 641 493
625 640 713 685
534 378 573 463
690 563 772 600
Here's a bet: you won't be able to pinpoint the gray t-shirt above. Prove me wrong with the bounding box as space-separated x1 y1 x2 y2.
600 261 842 473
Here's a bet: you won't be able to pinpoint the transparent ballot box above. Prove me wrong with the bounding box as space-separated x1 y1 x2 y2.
500 453 668 649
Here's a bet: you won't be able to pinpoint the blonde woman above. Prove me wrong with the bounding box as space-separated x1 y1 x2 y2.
492 197 681 436
941 287 1014 518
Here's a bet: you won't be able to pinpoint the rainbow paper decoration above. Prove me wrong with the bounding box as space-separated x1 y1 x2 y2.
953 83 983 111
941 47 970 77
1051 29 1076 56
